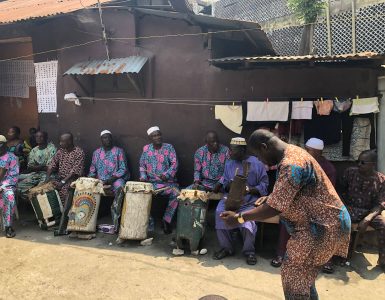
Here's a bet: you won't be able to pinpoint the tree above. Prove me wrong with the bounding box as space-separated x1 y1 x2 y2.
288 0 326 23
287 0 327 55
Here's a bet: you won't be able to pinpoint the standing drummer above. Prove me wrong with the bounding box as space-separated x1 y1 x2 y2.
213 137 268 265
189 131 230 193
89 130 130 230
139 126 179 234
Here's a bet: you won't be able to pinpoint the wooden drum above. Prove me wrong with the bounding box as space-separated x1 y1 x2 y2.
118 181 154 241
67 177 104 233
29 182 63 229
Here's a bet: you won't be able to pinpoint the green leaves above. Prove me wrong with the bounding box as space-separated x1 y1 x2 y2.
287 0 326 23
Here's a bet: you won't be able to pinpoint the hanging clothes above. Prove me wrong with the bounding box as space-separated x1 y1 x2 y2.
333 98 352 113
214 105 243 134
304 109 341 146
314 99 334 116
246 101 289 122
350 97 379 116
350 118 371 160
291 101 313 120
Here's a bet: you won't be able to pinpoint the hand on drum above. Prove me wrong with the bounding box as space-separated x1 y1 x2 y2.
220 211 238 226
192 181 201 190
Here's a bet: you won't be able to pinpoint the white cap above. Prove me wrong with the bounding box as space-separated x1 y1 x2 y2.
305 138 324 150
147 126 160 136
0 135 7 143
230 137 247 146
100 130 112 137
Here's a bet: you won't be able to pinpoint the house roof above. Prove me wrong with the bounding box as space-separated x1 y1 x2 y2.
0 0 114 24
209 52 384 67
64 56 148 75
134 8 276 55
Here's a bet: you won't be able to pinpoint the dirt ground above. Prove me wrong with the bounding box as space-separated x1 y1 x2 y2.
0 214 384 300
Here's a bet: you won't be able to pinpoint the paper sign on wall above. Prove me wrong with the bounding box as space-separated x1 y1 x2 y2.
34 61 58 113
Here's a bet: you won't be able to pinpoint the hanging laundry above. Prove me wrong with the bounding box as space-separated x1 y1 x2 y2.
333 98 352 113
350 97 379 115
291 101 313 120
214 105 243 134
350 118 371 160
314 99 334 115
246 101 289 122
304 109 341 146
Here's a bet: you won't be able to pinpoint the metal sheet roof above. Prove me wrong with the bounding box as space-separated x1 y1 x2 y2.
210 52 383 64
134 8 275 55
64 56 148 75
0 0 114 24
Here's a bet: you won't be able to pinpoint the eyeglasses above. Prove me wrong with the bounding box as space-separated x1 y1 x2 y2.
356 160 376 165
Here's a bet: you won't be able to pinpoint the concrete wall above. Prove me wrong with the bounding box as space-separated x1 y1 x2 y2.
0 10 380 185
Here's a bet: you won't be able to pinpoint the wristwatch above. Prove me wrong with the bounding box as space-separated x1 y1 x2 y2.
61 180 66 184
235 212 245 224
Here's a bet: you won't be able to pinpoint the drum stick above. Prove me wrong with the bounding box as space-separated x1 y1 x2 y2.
153 186 171 194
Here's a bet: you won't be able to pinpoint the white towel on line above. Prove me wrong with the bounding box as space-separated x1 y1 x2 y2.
291 101 313 120
350 97 379 115
215 105 243 134
246 101 289 122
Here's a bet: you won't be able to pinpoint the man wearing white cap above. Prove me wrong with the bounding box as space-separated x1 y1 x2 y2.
0 135 19 238
89 130 130 230
213 137 269 265
271 137 338 272
139 126 179 234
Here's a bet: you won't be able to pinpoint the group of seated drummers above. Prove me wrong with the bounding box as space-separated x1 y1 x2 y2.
0 125 384 273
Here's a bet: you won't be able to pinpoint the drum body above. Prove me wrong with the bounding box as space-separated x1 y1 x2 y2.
225 175 246 211
29 182 63 229
118 181 154 240
176 189 208 252
67 177 104 233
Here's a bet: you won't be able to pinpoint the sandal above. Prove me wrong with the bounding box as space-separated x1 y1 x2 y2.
271 256 283 268
246 254 257 265
5 227 16 238
213 248 233 260
163 221 172 235
322 262 335 274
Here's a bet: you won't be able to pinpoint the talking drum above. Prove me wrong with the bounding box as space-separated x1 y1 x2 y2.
118 181 154 241
176 189 209 252
66 177 104 233
28 182 63 230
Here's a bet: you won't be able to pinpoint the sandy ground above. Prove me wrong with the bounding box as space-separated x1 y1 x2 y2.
0 215 384 300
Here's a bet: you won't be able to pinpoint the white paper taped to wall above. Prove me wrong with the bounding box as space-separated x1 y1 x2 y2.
34 61 58 113
0 60 35 98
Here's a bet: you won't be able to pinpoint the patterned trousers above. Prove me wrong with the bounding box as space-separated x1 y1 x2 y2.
0 187 16 227
152 183 179 224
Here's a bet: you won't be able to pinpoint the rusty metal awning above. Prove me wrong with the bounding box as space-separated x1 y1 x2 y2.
210 52 384 66
64 56 148 76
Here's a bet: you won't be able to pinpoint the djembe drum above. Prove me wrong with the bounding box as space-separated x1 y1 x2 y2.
66 177 104 234
176 189 209 252
28 182 63 230
118 181 154 241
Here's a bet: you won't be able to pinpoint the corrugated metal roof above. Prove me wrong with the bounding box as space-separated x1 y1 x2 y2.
134 8 276 55
0 0 114 24
210 52 383 64
64 56 148 75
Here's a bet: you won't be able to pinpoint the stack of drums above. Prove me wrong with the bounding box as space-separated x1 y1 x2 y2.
118 181 154 241
28 182 63 230
176 189 209 252
67 177 104 236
